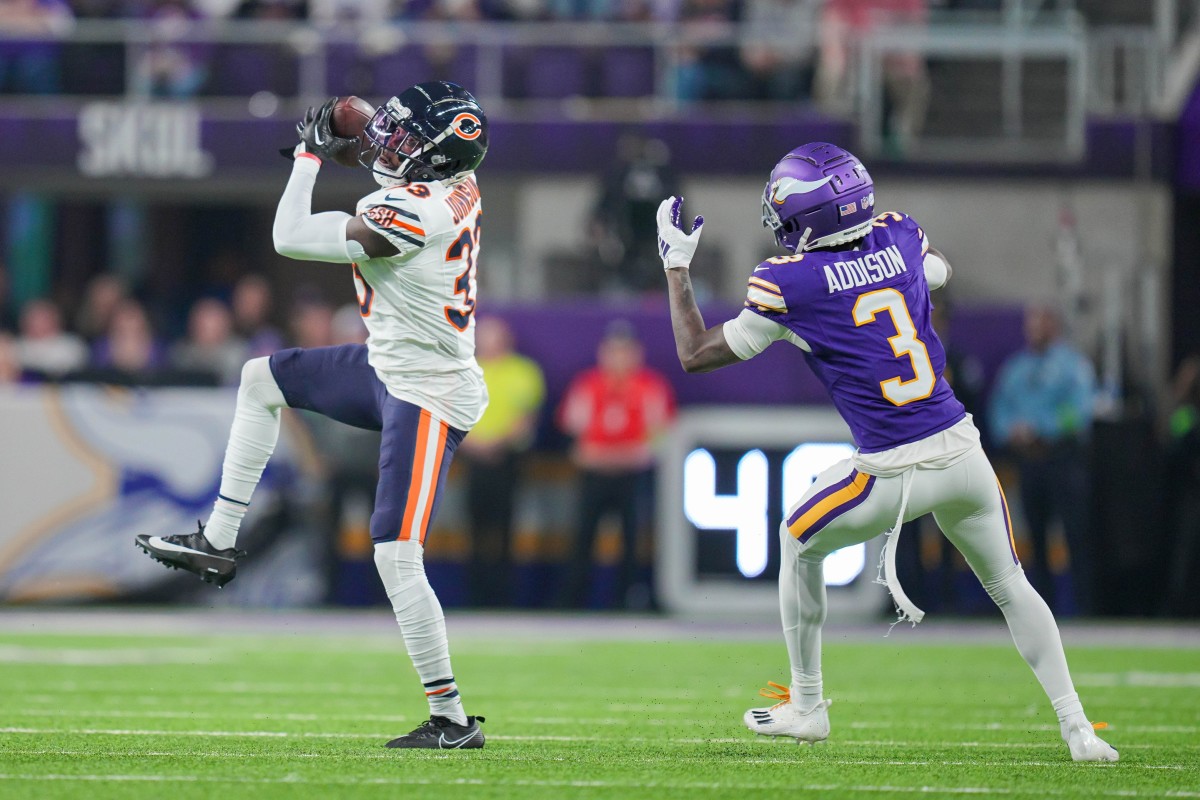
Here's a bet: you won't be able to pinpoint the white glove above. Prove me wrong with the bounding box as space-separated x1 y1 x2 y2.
656 196 704 270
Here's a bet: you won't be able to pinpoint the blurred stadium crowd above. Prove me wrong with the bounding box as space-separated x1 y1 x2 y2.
0 0 1194 617
0 268 364 386
0 0 934 108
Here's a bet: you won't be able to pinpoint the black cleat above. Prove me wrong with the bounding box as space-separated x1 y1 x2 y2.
385 715 485 750
135 521 245 588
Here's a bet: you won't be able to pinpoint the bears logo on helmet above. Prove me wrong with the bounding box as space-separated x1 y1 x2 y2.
358 82 489 189
451 113 483 141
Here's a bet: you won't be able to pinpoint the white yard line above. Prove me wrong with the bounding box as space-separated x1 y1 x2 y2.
0 645 228 665
1076 672 1200 688
1 609 1198 649
0 773 1195 796
1 748 1192 771
9 709 1198 735
847 721 1200 735
12 708 410 723
0 726 1191 751
0 679 708 699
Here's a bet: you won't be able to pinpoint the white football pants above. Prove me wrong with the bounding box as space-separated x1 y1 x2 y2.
779 445 1086 725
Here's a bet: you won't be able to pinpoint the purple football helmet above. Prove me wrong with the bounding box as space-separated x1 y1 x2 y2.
761 142 875 253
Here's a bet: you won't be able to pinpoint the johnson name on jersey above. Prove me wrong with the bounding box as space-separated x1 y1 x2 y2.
744 211 964 453
352 176 486 430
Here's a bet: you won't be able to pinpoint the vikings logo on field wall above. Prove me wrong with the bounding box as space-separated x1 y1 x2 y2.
0 386 313 603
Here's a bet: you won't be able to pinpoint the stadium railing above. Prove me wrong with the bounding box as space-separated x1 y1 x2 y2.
0 11 1173 161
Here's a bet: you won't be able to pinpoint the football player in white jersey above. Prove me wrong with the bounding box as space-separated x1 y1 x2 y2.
137 82 489 750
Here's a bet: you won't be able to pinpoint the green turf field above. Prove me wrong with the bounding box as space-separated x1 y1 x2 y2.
0 614 1197 799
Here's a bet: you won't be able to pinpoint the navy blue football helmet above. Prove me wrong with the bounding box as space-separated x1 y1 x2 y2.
359 81 488 187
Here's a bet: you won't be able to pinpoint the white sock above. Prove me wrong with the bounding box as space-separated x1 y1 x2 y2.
1055 697 1089 739
374 540 467 725
982 564 1088 736
203 357 285 551
779 527 827 713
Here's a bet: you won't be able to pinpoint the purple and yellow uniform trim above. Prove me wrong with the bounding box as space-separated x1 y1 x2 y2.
787 469 876 543
746 275 788 313
996 477 1019 564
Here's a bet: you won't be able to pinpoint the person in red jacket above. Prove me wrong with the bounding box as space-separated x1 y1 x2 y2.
557 320 677 608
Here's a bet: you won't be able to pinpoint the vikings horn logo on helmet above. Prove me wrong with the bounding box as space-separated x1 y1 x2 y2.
772 176 834 204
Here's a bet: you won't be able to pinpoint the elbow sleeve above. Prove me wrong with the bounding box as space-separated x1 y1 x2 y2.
273 156 357 263
274 211 356 263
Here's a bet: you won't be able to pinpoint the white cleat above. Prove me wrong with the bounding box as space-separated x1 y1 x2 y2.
743 682 831 744
1066 723 1119 762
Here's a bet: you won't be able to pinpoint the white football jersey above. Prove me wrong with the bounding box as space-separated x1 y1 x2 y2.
352 175 487 431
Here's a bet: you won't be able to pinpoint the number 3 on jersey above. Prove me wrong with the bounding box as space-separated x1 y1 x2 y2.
444 211 480 331
852 288 936 406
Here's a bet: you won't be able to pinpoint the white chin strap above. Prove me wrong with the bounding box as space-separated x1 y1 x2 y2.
373 162 407 189
804 220 874 252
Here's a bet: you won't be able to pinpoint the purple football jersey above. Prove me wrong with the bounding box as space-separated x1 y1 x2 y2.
745 211 965 453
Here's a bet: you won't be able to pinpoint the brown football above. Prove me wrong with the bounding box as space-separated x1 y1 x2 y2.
329 96 375 167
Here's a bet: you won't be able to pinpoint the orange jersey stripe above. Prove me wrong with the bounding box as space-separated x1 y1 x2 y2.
389 218 426 237
398 410 433 541
417 420 449 545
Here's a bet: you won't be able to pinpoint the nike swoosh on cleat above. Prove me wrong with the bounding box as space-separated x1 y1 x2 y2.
773 176 832 203
438 731 477 748
145 537 210 556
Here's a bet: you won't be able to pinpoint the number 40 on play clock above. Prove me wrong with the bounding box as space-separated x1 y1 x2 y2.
682 442 866 585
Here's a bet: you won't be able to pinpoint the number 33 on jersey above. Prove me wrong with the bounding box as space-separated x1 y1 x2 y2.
349 175 487 431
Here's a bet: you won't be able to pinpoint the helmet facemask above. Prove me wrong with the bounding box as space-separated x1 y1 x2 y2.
359 98 458 188
762 181 814 253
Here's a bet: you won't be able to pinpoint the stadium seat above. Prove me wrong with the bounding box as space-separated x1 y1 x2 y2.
325 43 376 98
371 47 438 98
522 47 588 99
601 47 656 98
426 45 478 92
208 44 297 97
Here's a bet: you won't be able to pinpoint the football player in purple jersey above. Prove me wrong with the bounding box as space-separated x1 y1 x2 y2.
655 142 1117 762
